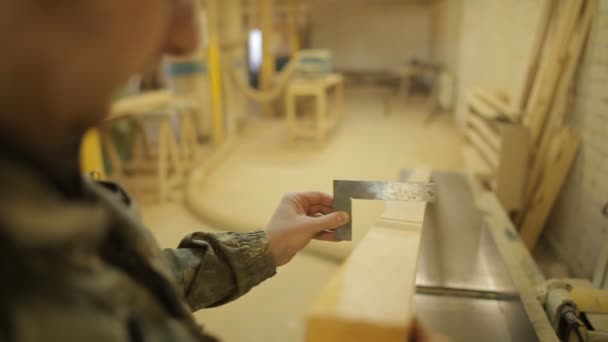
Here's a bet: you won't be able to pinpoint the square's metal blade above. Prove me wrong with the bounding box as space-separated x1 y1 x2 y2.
332 180 436 241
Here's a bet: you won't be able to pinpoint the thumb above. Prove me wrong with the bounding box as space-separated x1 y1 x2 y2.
308 211 350 234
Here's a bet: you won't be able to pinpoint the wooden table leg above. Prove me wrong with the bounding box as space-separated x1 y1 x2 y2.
157 117 182 202
180 109 200 167
316 90 327 142
336 80 345 122
157 120 170 202
132 120 154 167
286 88 297 142
167 120 183 180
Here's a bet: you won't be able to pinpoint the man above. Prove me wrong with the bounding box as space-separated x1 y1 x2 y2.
0 1 445 341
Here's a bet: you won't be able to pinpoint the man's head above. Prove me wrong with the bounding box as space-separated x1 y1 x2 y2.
0 0 198 152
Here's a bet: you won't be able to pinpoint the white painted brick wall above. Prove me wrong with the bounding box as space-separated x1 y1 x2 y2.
310 0 431 71
455 0 550 125
546 2 608 278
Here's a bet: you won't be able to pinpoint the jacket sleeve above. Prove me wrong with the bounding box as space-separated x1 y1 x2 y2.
162 230 277 311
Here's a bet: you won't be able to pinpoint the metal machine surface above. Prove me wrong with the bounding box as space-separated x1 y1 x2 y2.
411 172 539 341
329 171 607 340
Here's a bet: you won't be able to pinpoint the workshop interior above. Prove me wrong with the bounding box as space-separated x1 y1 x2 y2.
77 0 608 341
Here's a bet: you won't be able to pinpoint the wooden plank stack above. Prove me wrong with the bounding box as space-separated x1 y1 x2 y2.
463 0 597 251
464 87 531 218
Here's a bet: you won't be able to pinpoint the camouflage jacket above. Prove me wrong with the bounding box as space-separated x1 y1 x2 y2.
0 155 277 341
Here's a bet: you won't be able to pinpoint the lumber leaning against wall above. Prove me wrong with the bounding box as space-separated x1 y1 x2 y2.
455 0 553 124
520 128 581 251
523 0 596 207
518 0 596 251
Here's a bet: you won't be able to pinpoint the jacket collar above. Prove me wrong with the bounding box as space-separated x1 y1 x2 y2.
0 154 109 248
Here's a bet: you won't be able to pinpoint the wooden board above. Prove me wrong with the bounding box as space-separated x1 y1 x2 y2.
519 128 580 250
593 242 608 288
463 145 494 181
467 114 501 152
466 91 503 121
110 90 173 119
306 169 431 342
495 124 531 217
519 0 556 111
525 0 584 145
465 128 500 169
471 87 520 122
523 0 596 206
539 0 596 144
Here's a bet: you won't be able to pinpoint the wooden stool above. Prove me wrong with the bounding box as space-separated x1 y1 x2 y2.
174 101 203 169
102 111 183 202
135 112 183 202
286 73 344 142
103 91 203 202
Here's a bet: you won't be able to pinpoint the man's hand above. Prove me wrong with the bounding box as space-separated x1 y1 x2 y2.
410 319 451 342
265 192 350 267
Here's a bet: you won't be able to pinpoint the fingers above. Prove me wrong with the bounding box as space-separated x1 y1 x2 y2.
314 230 339 242
297 191 334 208
307 211 350 234
410 318 426 342
309 205 334 216
409 318 450 342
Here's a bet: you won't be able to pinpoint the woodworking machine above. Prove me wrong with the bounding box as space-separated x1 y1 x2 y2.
538 279 608 341
352 171 608 341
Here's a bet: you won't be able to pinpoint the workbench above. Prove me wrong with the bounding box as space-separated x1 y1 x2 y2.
286 74 344 142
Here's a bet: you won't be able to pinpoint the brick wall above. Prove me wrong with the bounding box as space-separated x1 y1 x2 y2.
430 0 463 110
455 0 550 125
309 0 431 71
546 1 608 278
430 0 463 74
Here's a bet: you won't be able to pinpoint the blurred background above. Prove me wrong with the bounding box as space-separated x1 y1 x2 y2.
80 0 608 340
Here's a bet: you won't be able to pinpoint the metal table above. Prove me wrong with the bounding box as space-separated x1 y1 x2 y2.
409 172 539 341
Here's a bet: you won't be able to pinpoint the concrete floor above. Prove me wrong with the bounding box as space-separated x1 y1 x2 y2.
141 86 465 341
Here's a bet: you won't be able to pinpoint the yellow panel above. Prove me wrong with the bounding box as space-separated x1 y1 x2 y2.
571 287 608 314
207 0 225 145
80 128 105 178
